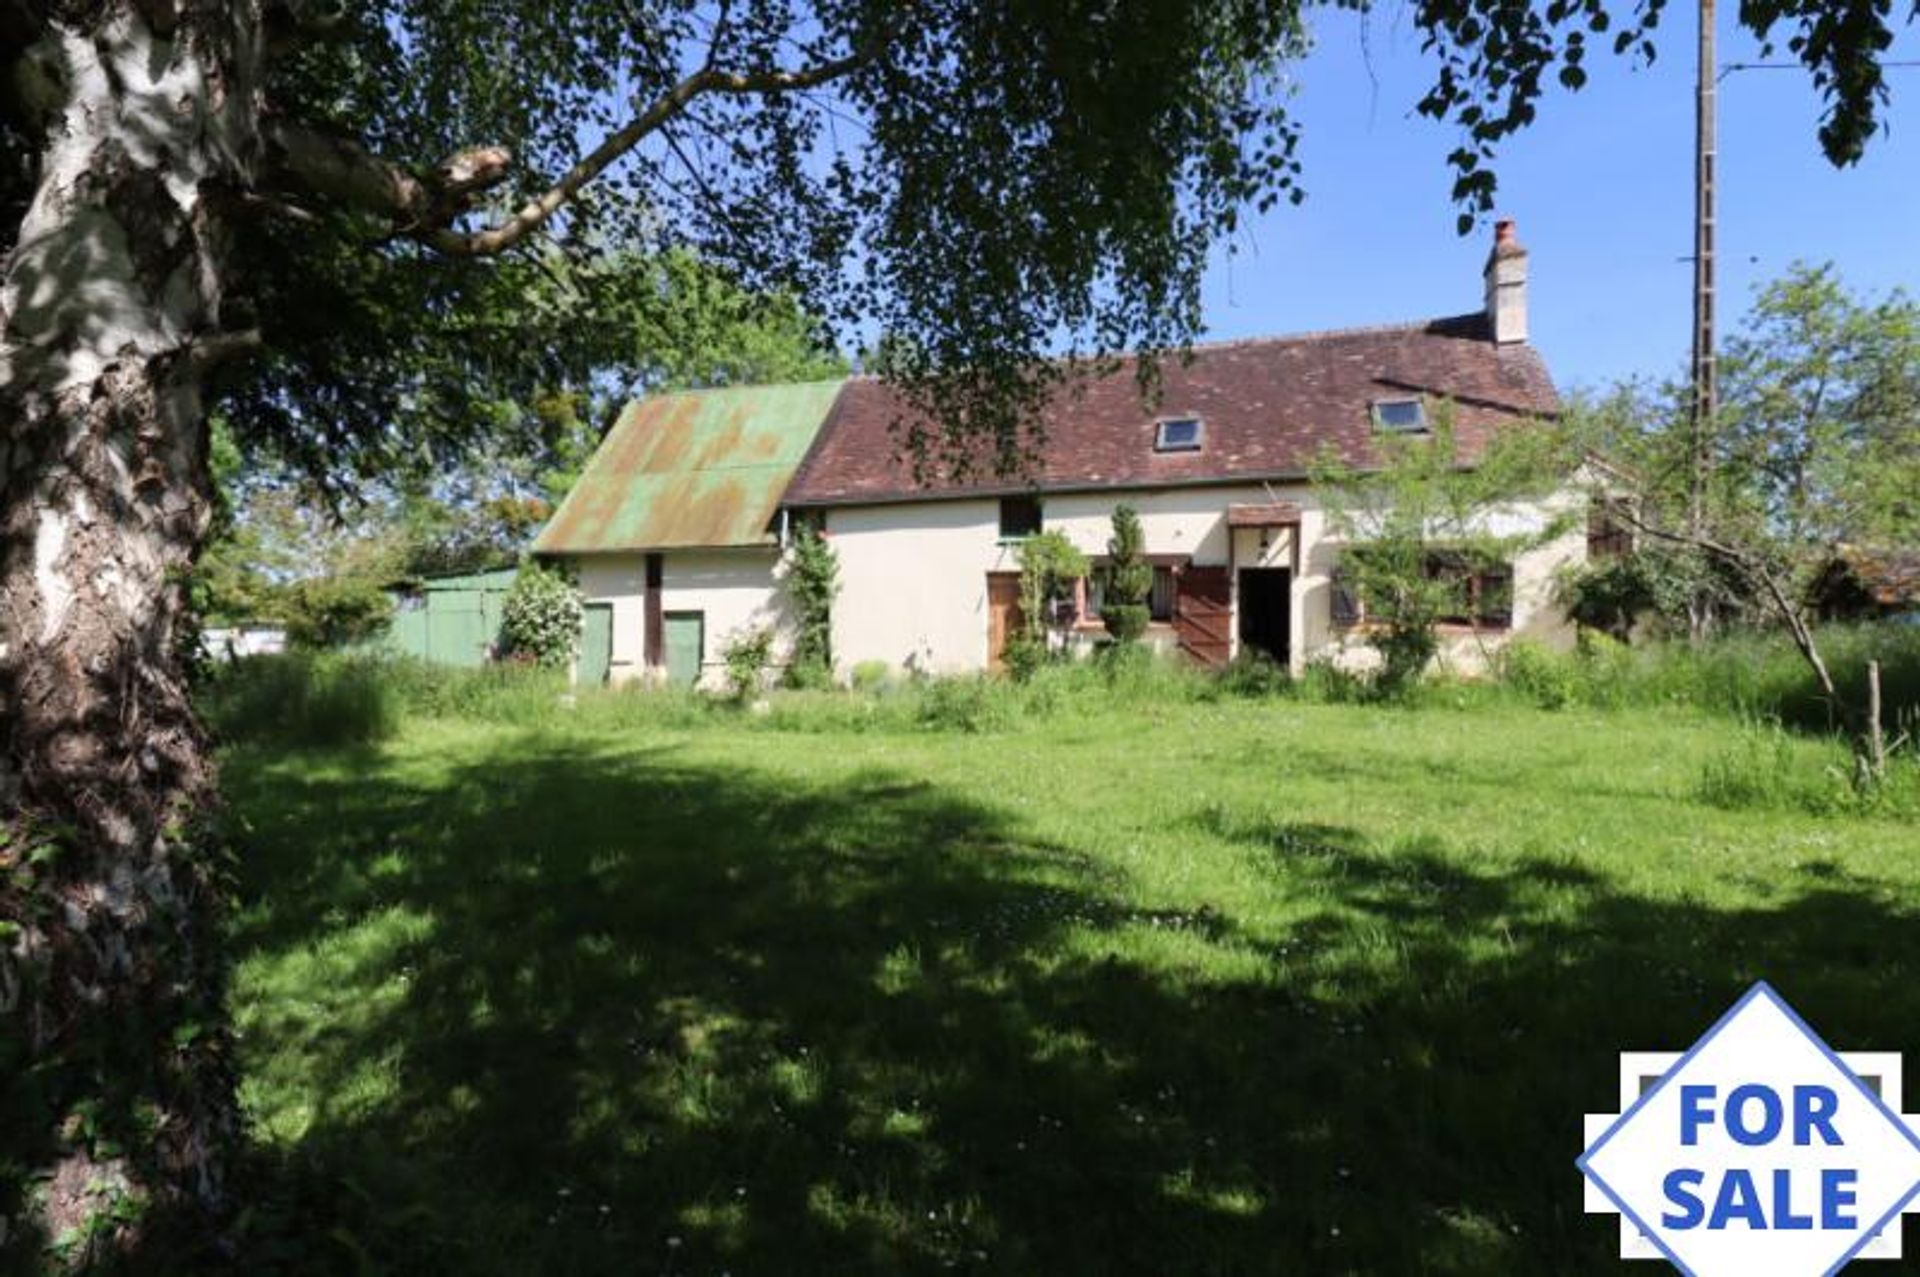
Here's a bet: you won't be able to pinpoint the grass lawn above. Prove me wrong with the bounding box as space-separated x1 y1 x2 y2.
222 695 1920 1274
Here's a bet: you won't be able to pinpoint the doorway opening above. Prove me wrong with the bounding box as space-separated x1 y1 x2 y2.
1236 569 1291 666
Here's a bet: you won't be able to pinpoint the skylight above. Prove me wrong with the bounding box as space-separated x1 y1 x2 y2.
1371 398 1429 434
1154 417 1203 452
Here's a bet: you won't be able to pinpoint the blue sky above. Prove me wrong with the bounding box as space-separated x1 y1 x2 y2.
1198 5 1920 393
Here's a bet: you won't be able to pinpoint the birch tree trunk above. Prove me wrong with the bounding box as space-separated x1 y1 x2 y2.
1 0 262 1255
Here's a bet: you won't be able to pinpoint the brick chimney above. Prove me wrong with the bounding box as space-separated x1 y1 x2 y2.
1484 218 1528 344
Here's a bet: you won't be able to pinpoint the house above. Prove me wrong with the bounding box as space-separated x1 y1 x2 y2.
532 379 843 686
542 220 1584 686
1809 546 1920 623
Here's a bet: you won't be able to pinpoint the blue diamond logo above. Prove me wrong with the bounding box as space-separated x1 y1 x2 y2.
1579 982 1920 1275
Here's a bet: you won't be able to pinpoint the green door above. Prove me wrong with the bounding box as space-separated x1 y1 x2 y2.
579 603 613 686
664 612 704 688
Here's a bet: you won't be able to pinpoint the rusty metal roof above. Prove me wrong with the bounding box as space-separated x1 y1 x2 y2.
535 380 844 554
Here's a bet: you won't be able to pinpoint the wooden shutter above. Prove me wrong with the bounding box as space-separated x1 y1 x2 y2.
986 572 1023 670
1174 566 1232 667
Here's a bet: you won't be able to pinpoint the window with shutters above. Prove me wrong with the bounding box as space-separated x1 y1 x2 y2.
1332 552 1514 630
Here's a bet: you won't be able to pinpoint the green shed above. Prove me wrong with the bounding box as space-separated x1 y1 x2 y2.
383 566 518 667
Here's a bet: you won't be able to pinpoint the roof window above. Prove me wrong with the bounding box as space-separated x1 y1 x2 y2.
1154 417 1204 453
1370 398 1429 435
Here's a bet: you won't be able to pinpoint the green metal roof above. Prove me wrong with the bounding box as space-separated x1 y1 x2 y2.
534 380 844 554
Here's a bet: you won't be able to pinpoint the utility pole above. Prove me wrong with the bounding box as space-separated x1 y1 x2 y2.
1687 0 1718 637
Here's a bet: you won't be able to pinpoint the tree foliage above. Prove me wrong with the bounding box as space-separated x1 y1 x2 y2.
1313 405 1573 693
1576 265 1920 623
10 0 1902 491
1573 265 1920 778
1009 530 1090 678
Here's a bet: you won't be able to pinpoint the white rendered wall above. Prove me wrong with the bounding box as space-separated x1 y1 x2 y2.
824 482 1588 678
572 548 793 689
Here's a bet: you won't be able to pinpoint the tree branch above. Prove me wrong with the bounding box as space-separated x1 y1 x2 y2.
263 46 867 256
264 118 512 234
1605 497 1847 713
419 50 868 257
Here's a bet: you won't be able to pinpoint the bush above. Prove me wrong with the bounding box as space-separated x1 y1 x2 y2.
783 659 836 691
849 660 892 693
1002 634 1047 683
1494 639 1582 710
1102 505 1152 644
917 676 1019 733
201 653 398 748
500 561 582 668
1219 651 1291 698
1293 658 1371 705
721 627 776 699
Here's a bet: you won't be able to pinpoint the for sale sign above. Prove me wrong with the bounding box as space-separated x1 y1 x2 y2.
1579 982 1920 1275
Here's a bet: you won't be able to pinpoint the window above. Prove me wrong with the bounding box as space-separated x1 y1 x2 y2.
1332 552 1512 630
1424 552 1512 628
998 495 1042 540
1154 417 1204 452
1370 398 1429 434
1149 565 1176 622
1084 564 1176 623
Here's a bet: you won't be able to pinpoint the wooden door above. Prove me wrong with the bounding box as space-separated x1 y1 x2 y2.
664 611 704 687
1175 565 1232 667
986 572 1023 670
578 603 613 686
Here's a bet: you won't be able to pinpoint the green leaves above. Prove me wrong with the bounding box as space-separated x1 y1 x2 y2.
501 561 584 668
1102 505 1153 645
785 524 841 681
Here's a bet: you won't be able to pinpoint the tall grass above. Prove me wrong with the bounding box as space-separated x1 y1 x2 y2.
200 652 400 749
202 622 1920 765
1494 624 1920 727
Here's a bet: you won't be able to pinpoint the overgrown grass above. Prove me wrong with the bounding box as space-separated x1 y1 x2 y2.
202 683 1920 1276
1492 623 1920 727
199 652 400 748
203 622 1919 820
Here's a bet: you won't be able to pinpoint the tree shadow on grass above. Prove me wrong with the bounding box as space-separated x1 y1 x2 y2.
161 737 1920 1276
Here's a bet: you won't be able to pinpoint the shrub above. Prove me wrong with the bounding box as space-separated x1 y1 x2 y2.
721 627 777 699
500 561 582 667
1219 651 1291 698
1293 658 1371 705
783 659 836 691
1015 530 1088 673
1101 505 1152 644
1494 639 1582 710
1002 634 1047 683
849 660 892 693
917 676 1018 733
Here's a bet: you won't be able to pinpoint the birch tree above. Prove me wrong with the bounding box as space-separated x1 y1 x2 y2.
0 0 1911 1256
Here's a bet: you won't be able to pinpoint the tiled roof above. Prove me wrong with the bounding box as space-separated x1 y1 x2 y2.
784 313 1560 506
1832 545 1920 605
535 380 843 553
